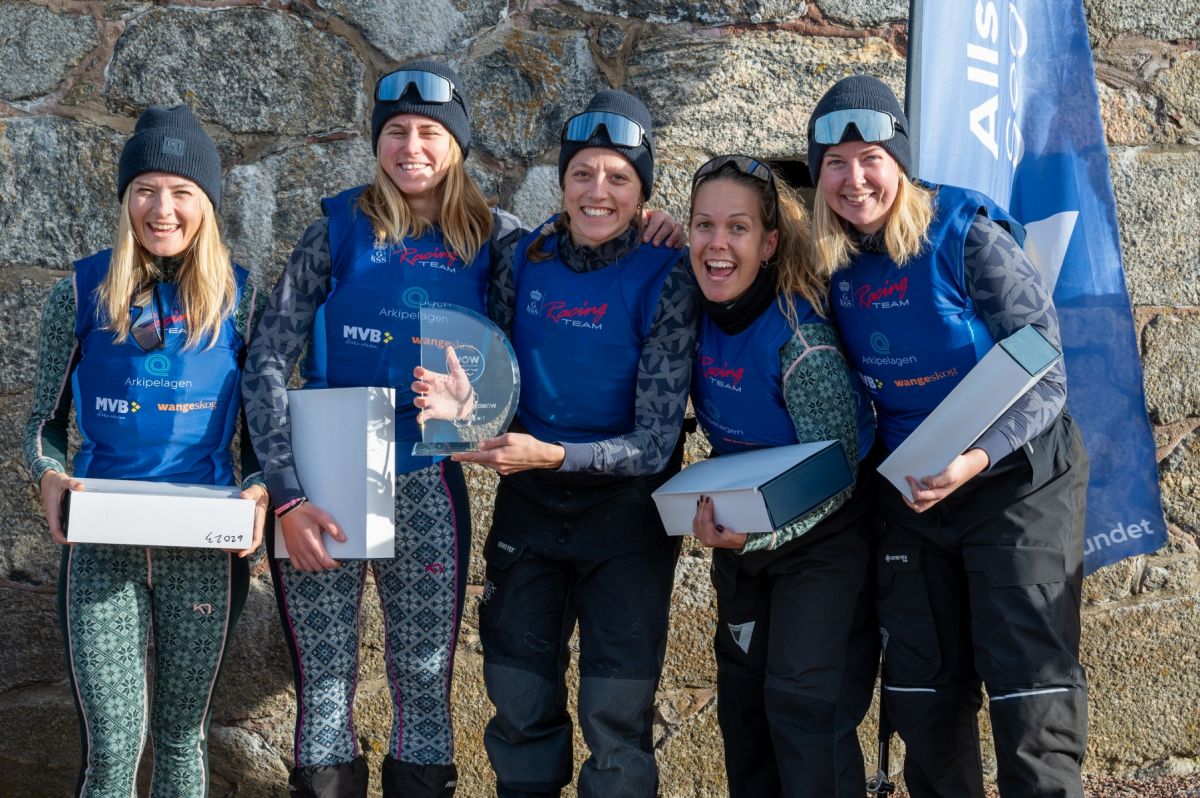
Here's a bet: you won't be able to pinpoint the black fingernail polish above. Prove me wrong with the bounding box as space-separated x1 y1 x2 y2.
716 525 725 532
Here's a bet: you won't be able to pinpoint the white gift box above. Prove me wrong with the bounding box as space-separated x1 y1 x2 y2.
65 478 255 549
652 441 853 536
276 386 396 560
877 325 1062 499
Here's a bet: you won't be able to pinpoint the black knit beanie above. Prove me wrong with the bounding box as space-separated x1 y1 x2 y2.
117 104 223 210
558 89 655 199
806 75 911 185
371 60 471 156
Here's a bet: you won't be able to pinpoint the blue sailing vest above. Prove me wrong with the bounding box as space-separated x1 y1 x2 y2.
832 183 1023 452
71 250 246 484
693 302 796 455
511 220 680 444
303 185 492 473
695 299 876 461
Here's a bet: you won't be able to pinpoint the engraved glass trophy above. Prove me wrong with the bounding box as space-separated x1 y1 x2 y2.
412 305 520 455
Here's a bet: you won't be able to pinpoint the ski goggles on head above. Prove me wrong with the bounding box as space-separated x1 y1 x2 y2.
562 111 647 148
375 69 456 104
809 108 903 145
130 286 166 352
691 154 779 227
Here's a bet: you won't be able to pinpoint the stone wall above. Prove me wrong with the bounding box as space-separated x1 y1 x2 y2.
1 1 1197 795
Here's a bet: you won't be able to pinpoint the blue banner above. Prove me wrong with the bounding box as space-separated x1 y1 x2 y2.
906 0 1165 573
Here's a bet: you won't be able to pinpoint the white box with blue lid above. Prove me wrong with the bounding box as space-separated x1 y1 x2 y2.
651 441 854 536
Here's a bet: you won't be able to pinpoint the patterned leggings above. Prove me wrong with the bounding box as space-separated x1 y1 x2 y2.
59 543 249 798
270 460 470 768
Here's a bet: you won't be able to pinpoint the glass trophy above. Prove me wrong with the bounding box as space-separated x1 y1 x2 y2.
412 305 520 455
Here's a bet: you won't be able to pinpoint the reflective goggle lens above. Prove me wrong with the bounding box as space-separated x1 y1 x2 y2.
691 154 779 228
810 108 898 145
376 70 454 103
562 111 646 148
693 154 773 187
130 306 163 352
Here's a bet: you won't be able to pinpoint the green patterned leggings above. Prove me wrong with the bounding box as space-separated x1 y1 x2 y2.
58 544 248 798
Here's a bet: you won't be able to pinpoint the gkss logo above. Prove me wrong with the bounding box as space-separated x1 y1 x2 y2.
838 278 852 308
526 288 544 316
371 241 390 264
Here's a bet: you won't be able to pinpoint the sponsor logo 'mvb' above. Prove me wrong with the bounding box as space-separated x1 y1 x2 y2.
343 325 393 345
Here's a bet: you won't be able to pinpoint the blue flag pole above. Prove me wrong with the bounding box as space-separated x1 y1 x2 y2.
904 0 1166 574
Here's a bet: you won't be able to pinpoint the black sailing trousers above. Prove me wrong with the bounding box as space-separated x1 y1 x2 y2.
711 478 878 798
876 413 1089 798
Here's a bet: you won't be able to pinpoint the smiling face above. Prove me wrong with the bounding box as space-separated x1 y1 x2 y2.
562 147 643 247
127 172 205 258
688 178 778 304
818 139 902 235
377 113 454 202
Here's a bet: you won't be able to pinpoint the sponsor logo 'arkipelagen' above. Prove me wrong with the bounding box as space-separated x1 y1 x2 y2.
697 398 745 438
378 286 452 321
861 331 918 368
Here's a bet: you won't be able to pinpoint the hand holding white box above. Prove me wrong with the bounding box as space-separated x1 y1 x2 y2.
877 325 1062 500
278 386 397 560
652 441 852 536
65 479 255 549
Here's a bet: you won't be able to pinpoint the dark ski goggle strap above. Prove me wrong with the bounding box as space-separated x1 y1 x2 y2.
691 154 779 228
130 286 166 352
809 108 902 145
562 111 647 148
375 69 456 104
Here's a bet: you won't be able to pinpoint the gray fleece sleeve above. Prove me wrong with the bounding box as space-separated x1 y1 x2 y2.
558 254 699 476
240 218 333 507
964 214 1067 467
487 207 527 337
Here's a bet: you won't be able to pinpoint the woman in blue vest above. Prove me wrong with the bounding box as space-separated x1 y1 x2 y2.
443 89 698 798
24 104 268 798
240 61 528 798
808 75 1090 798
685 154 877 797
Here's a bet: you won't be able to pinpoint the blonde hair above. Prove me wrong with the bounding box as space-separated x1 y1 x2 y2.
358 138 492 264
688 165 826 329
98 188 235 350
810 174 935 278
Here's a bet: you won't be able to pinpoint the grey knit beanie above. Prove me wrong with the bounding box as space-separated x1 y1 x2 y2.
117 105 223 210
806 75 911 185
